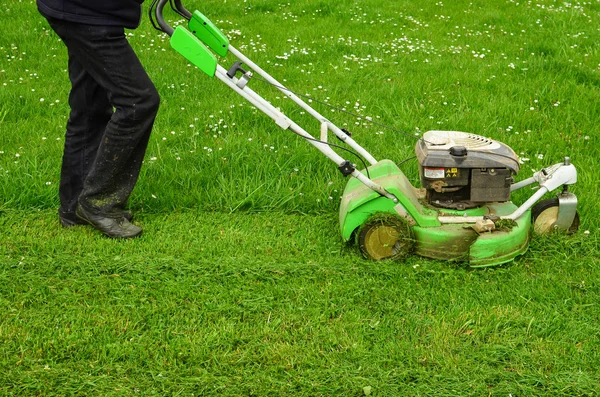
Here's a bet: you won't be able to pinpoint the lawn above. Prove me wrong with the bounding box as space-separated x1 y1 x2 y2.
1 0 600 395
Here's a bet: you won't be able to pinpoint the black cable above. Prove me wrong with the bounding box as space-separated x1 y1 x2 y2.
395 155 417 167
169 0 188 19
225 68 373 177
289 132 372 180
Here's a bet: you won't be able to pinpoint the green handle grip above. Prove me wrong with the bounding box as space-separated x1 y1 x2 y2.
170 26 218 77
188 11 230 57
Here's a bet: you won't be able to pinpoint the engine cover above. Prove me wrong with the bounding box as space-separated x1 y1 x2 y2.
415 130 520 209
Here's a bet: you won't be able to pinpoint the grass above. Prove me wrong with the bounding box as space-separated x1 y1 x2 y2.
1 0 600 395
2 211 599 395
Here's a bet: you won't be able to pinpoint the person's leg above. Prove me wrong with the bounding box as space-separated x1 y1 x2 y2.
48 20 159 235
58 54 112 225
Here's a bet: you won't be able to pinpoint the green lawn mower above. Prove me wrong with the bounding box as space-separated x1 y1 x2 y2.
151 0 580 267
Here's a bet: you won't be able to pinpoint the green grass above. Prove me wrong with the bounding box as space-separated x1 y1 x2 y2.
1 0 600 395
2 210 599 395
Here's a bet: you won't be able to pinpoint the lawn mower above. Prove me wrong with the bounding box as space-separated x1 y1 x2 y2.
151 0 580 267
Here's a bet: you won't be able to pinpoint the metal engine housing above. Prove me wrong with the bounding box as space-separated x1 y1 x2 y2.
415 130 520 209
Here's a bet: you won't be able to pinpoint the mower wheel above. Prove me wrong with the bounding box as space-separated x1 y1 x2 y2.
531 198 580 234
356 214 414 261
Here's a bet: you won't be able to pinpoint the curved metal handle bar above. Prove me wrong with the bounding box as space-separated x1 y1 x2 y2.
171 0 192 19
155 0 174 36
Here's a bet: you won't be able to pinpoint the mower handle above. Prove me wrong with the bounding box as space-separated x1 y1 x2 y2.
151 0 192 36
171 0 192 19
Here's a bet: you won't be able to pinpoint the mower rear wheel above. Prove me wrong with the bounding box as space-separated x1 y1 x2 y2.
357 214 414 261
532 198 580 234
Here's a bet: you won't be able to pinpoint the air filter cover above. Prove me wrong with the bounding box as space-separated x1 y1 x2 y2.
415 130 520 173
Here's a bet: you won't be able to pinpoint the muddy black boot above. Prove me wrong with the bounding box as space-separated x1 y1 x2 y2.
60 209 133 228
76 205 142 238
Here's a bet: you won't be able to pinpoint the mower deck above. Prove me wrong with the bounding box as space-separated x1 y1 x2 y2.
413 203 530 267
340 160 531 267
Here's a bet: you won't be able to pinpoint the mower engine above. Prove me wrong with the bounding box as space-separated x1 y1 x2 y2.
415 130 520 209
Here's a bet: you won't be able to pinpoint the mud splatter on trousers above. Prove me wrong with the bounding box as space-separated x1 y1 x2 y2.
47 17 160 219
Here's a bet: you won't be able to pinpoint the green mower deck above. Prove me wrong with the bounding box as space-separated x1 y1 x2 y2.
339 160 531 267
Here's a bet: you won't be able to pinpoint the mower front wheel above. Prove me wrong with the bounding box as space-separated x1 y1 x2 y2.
532 198 580 234
356 214 414 261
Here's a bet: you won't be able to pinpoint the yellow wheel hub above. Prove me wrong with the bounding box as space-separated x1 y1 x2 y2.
362 225 400 260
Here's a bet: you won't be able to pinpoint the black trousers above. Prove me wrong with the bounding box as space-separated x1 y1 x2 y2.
47 18 160 219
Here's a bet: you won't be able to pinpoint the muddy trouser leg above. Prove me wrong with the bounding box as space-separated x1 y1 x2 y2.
57 54 112 221
48 19 160 218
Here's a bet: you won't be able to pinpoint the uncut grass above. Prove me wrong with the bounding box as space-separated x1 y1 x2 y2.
2 0 600 395
1 0 599 218
1 210 600 395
